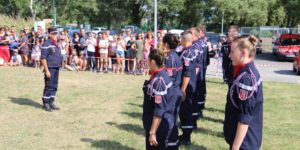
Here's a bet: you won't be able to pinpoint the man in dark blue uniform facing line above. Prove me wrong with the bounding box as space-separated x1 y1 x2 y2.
41 27 63 112
221 25 239 86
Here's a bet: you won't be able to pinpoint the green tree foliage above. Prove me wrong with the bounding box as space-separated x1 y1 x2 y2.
0 0 299 30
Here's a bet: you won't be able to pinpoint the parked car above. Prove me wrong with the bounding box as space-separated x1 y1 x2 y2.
272 34 300 61
161 29 184 40
123 25 142 33
293 50 300 75
207 32 221 57
92 27 107 34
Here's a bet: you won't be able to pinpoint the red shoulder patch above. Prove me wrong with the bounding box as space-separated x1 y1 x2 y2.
184 60 190 66
155 96 162 104
167 69 173 76
239 89 249 101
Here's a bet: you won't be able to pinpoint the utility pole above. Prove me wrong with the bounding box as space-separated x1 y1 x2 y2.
52 0 56 26
154 0 158 48
221 10 224 35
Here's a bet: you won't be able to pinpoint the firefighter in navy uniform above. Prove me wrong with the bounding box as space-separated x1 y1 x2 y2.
196 26 209 116
187 27 203 128
178 31 197 145
221 25 239 85
163 34 183 149
41 27 63 112
188 26 208 129
142 49 181 150
223 35 263 150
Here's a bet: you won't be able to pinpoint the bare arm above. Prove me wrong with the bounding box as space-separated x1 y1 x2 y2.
232 122 249 150
149 116 162 146
150 116 162 135
195 68 199 75
181 76 190 92
181 76 190 101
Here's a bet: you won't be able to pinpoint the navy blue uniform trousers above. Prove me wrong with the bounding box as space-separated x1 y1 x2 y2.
43 68 59 104
179 92 194 137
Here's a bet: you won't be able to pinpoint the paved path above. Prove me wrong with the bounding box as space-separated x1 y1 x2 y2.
206 52 300 84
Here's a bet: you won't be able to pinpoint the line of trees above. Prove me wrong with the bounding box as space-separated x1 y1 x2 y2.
0 0 299 31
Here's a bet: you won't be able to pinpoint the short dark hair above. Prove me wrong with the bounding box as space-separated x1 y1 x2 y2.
163 34 179 49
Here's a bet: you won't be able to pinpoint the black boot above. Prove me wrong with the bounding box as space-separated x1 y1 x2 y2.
49 103 60 110
43 103 53 112
179 134 191 146
193 120 198 130
198 110 203 118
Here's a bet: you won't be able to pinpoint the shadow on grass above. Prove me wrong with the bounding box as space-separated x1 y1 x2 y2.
202 116 224 124
205 107 225 114
121 112 142 120
80 138 135 150
274 70 295 76
194 126 224 138
207 80 223 85
180 143 208 150
106 122 144 136
9 97 43 109
127 102 143 109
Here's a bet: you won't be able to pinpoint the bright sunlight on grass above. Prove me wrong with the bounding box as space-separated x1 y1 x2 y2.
0 67 299 150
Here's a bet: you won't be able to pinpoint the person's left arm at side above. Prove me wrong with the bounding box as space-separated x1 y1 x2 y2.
231 122 249 150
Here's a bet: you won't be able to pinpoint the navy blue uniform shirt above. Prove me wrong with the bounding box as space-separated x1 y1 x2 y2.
180 45 197 93
142 69 178 133
165 50 183 89
221 41 234 82
193 38 205 69
224 62 263 150
41 39 63 68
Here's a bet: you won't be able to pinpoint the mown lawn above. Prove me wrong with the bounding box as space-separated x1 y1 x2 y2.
0 67 299 150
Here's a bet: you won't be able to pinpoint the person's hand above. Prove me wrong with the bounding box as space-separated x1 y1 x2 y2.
181 90 186 102
45 70 51 79
149 133 158 147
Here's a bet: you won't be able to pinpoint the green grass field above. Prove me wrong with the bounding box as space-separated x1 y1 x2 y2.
0 67 299 150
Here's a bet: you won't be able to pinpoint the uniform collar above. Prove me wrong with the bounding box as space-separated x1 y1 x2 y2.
234 61 254 77
149 67 165 80
182 45 192 52
167 50 175 56
50 38 58 46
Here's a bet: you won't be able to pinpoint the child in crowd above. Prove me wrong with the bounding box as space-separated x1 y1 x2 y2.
65 50 80 71
10 50 22 67
79 51 87 71
31 39 41 69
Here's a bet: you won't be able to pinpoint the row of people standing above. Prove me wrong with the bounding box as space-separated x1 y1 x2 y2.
142 25 210 149
0 26 59 68
71 28 159 74
143 25 263 150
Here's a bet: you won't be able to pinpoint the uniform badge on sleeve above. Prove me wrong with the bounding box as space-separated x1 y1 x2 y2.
167 69 173 76
51 47 56 53
155 96 162 104
239 89 249 101
184 60 190 66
